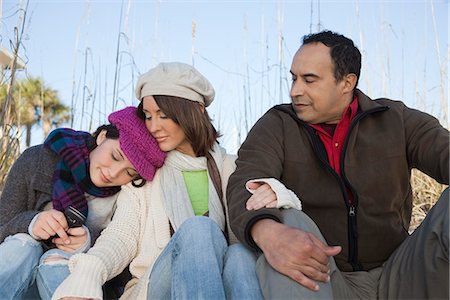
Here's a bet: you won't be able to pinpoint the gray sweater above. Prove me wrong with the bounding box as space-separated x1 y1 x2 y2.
0 145 118 244
0 145 58 242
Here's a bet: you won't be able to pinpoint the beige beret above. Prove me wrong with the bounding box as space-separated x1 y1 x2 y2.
135 62 215 107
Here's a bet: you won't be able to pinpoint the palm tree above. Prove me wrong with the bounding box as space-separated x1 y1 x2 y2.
40 88 71 138
0 76 70 147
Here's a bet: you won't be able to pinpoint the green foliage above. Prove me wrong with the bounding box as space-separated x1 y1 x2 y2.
0 76 70 188
0 76 70 146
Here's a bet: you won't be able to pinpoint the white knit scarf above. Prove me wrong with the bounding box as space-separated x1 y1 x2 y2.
159 143 226 232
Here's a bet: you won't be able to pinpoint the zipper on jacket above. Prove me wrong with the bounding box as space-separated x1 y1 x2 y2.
348 206 355 216
275 103 389 271
301 121 365 270
340 105 389 271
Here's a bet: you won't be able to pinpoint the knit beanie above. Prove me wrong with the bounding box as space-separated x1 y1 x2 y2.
108 106 166 181
135 62 215 107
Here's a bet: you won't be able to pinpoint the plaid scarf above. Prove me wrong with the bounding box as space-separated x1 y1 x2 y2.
44 128 121 218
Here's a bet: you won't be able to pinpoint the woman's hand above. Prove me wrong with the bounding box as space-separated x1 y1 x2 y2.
32 209 70 244
245 182 278 210
53 227 88 252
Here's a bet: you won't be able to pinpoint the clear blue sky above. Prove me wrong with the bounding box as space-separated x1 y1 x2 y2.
1 0 448 153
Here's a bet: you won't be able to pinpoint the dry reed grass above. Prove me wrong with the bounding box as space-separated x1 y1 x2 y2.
0 1 28 190
0 1 447 235
409 168 448 232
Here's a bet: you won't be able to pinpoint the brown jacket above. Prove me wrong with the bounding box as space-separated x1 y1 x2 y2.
227 89 449 271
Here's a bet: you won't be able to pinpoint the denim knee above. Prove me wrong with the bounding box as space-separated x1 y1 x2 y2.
172 216 228 258
177 216 225 241
179 216 216 230
0 234 43 300
36 249 72 300
1 233 43 261
39 248 72 265
4 233 41 247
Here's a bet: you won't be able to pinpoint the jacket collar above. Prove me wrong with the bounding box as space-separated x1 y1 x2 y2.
354 89 387 112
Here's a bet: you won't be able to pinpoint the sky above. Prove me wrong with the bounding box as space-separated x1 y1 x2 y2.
1 0 448 154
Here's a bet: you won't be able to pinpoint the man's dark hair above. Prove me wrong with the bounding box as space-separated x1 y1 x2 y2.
303 30 361 87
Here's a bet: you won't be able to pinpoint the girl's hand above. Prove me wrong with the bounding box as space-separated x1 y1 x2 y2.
53 227 88 252
33 209 70 244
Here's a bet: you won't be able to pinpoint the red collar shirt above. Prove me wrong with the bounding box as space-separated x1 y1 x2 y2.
309 97 359 176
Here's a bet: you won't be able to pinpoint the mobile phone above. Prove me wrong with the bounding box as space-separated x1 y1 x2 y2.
64 206 87 228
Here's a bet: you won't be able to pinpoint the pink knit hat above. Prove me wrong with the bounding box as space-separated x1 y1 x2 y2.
108 106 166 181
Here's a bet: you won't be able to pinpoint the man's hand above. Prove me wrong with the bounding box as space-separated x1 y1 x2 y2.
246 182 278 210
251 219 341 292
53 227 88 252
32 209 70 244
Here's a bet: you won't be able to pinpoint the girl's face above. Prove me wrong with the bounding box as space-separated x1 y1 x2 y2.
89 131 138 187
142 96 195 156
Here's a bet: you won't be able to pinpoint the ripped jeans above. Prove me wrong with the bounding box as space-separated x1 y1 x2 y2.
0 233 72 300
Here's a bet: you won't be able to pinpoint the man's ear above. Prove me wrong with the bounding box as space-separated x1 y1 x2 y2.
96 129 107 145
342 73 358 94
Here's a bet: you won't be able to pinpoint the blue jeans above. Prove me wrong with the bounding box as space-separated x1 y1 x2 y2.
147 216 263 300
0 233 74 300
0 233 43 300
36 249 72 300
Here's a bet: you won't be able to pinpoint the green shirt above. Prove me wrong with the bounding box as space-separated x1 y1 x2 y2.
182 170 208 216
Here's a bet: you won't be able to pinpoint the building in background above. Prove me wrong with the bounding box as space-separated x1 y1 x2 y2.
0 46 25 82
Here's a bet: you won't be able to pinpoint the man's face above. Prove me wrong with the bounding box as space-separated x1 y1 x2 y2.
290 42 350 124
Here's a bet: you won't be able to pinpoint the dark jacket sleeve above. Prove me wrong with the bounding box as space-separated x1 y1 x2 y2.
0 145 53 242
402 104 449 184
227 107 288 248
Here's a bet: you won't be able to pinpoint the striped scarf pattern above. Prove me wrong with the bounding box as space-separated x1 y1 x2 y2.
44 128 121 218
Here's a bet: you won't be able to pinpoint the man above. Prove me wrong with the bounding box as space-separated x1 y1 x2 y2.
227 30 449 299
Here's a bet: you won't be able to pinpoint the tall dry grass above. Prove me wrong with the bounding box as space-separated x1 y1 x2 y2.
409 168 448 232
0 2 447 234
0 2 28 190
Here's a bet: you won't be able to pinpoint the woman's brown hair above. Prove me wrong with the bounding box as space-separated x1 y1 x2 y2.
137 95 220 157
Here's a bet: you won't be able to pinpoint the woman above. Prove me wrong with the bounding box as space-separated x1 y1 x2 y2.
53 62 263 299
0 106 165 300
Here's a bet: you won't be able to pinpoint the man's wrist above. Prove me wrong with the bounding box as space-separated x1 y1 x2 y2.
244 214 281 250
251 218 279 247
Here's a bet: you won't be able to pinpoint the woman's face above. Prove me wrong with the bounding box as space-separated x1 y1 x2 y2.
89 131 138 187
142 96 195 156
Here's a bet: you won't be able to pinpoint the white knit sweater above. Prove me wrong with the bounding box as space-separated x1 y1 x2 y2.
52 153 302 300
52 153 238 300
